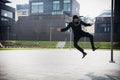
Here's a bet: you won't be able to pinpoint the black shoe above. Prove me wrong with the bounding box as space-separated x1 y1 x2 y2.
93 47 99 51
82 52 87 59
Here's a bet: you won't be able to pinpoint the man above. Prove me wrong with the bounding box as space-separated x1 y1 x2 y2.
57 15 98 58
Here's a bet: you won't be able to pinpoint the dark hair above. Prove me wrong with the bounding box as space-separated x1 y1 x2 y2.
73 15 79 19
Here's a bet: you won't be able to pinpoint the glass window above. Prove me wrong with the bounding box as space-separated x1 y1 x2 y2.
31 2 44 13
52 11 63 15
101 23 106 27
22 11 27 15
107 27 110 32
101 23 110 33
104 27 107 32
1 9 13 18
104 27 110 33
63 0 70 11
1 18 9 21
53 1 60 10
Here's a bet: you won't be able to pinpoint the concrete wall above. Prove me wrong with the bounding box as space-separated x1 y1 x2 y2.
16 15 70 41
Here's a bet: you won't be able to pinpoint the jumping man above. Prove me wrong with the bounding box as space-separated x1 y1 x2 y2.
57 15 98 58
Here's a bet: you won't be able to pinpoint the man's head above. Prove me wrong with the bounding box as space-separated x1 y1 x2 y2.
73 15 79 23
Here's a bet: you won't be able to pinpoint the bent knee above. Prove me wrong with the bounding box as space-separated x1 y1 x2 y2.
74 43 78 47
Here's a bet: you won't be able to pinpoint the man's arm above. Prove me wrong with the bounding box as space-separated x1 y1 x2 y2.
61 25 70 32
81 21 93 26
57 23 71 32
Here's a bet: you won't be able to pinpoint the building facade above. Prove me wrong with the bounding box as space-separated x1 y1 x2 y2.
29 0 80 16
16 15 70 40
95 8 120 42
0 0 15 40
16 0 80 41
95 10 111 42
16 4 29 17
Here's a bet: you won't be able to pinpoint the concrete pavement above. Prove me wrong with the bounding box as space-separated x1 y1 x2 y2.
0 49 120 80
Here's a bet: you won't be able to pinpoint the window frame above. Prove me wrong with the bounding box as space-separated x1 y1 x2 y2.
31 2 44 14
63 0 70 11
53 1 60 11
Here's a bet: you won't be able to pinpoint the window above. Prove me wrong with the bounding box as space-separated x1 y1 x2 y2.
1 9 13 18
101 23 106 27
63 0 70 11
22 11 27 15
107 27 110 32
1 18 9 21
100 23 110 33
104 27 110 33
53 1 60 10
104 27 107 32
31 2 44 13
52 11 63 15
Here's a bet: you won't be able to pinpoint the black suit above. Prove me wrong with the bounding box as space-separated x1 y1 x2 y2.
61 21 95 53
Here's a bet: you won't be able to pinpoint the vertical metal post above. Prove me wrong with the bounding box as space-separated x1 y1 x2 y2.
110 0 115 63
70 28 72 49
50 27 52 41
7 27 10 40
65 22 72 49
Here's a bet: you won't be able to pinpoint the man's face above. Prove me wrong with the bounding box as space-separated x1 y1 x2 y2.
73 18 79 23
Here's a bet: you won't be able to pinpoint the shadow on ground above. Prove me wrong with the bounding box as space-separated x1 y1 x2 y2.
85 72 120 80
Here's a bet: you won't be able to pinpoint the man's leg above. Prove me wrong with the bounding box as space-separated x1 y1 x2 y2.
83 32 97 51
73 37 87 58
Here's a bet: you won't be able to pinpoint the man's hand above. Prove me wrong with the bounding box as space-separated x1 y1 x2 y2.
89 23 94 26
57 28 61 32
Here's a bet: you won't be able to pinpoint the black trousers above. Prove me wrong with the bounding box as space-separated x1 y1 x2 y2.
73 32 95 53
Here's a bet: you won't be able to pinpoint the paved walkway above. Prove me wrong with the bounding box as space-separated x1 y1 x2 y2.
0 49 120 80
